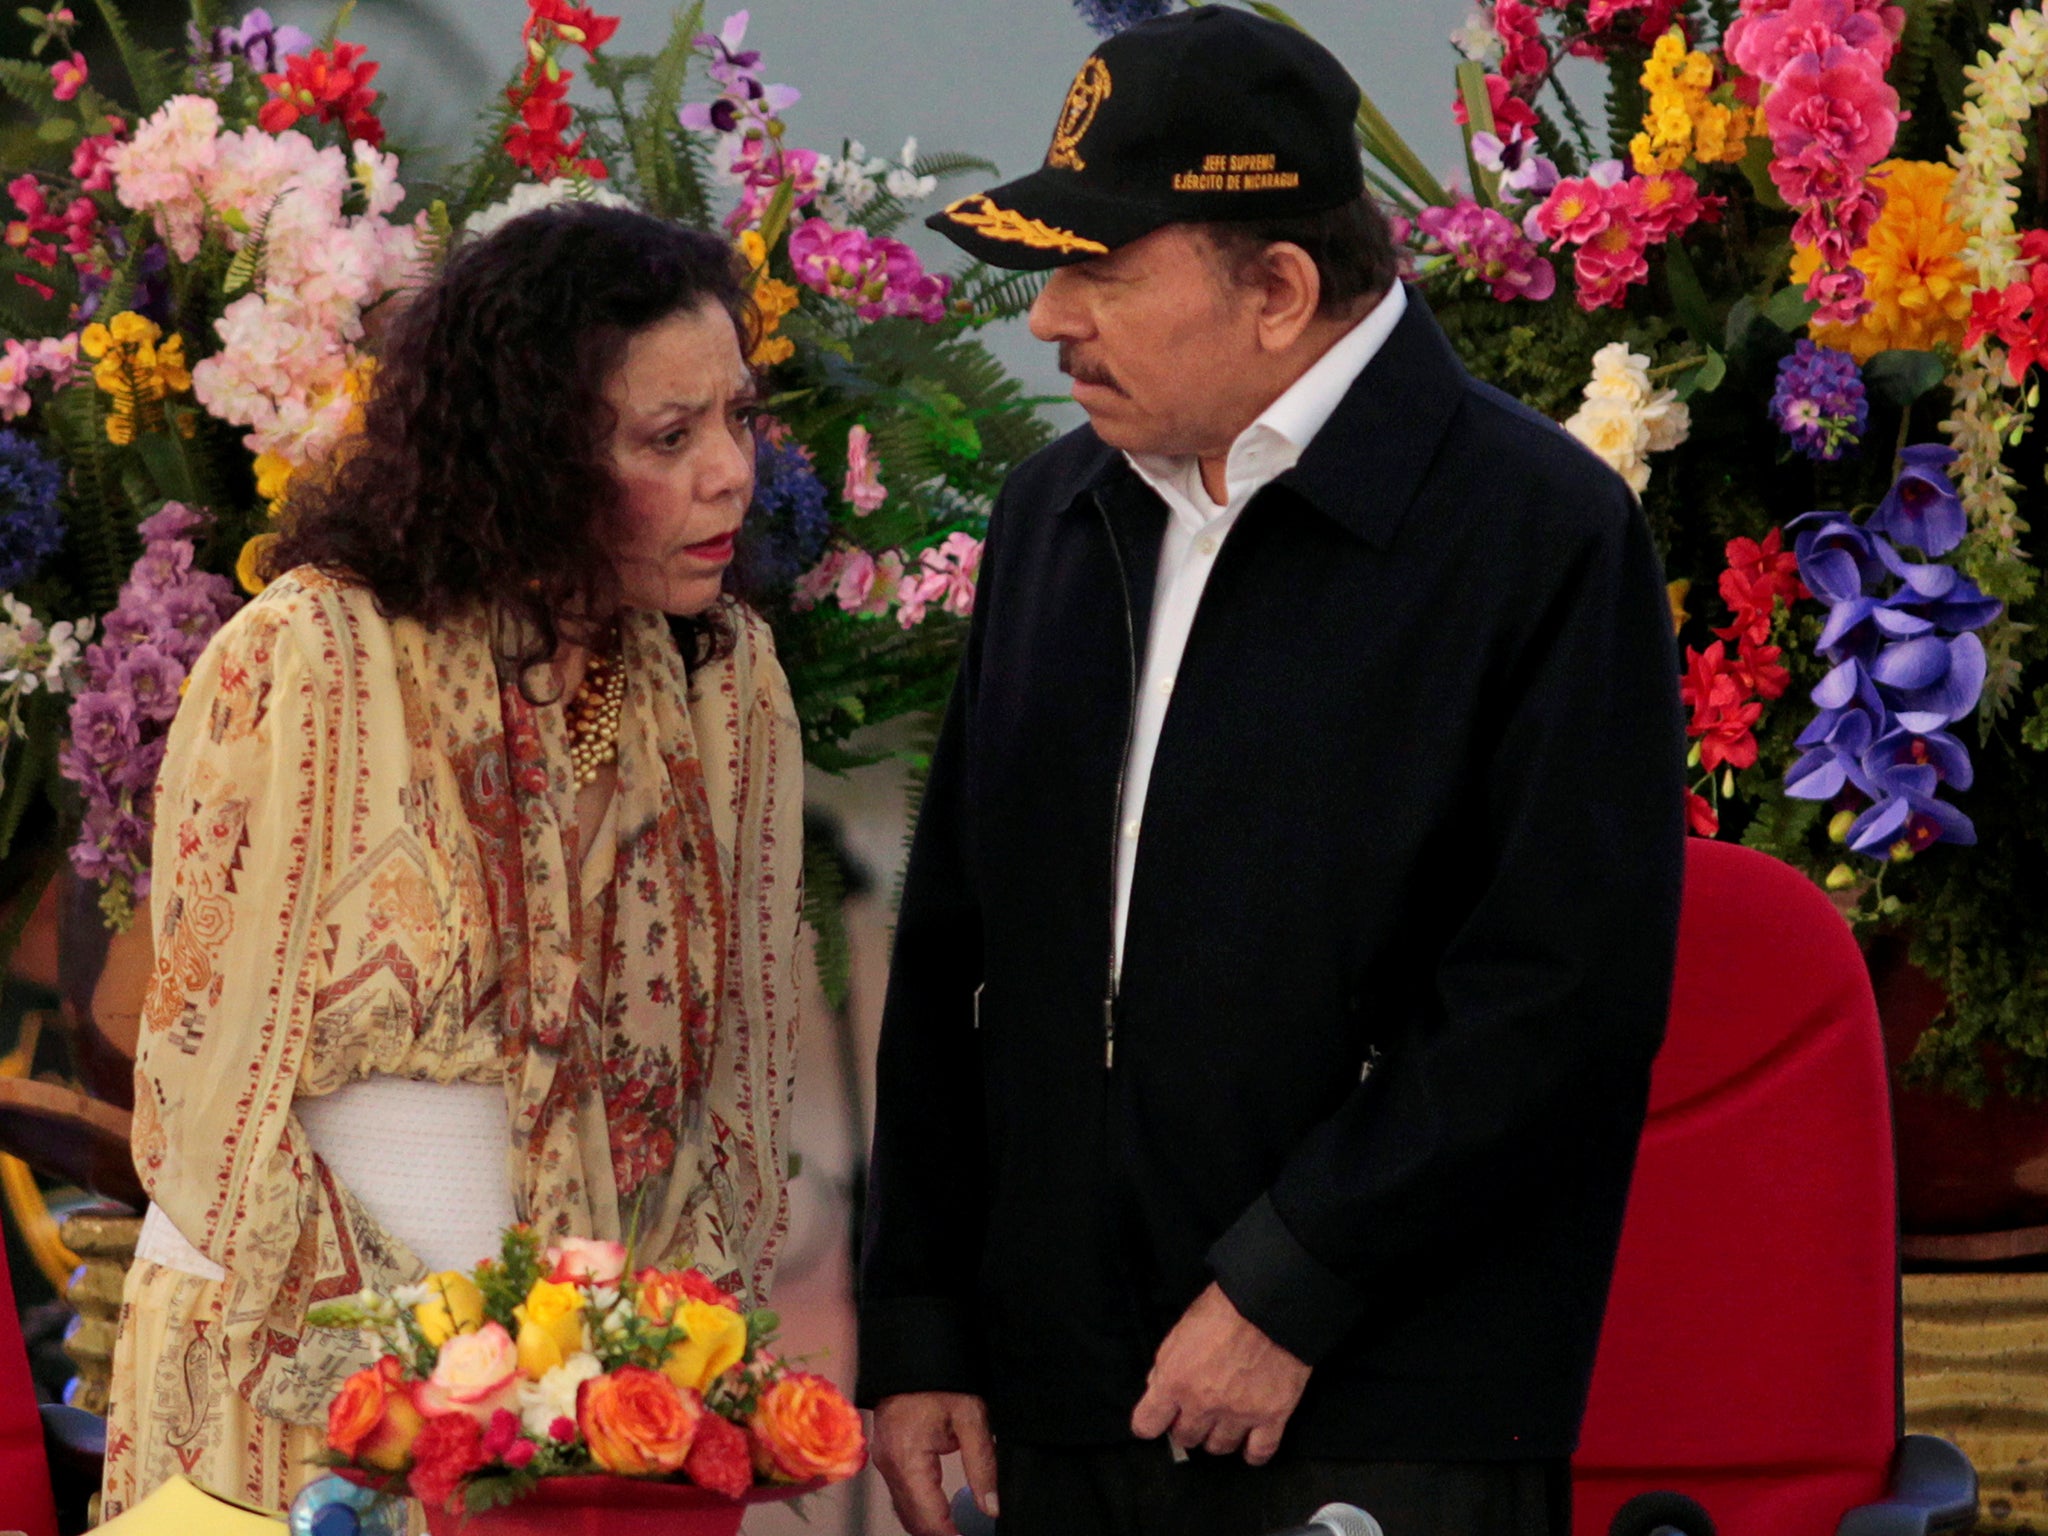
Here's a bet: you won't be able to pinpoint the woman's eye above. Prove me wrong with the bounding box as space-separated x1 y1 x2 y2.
659 426 689 449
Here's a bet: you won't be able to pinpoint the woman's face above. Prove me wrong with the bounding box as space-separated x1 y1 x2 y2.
602 299 757 616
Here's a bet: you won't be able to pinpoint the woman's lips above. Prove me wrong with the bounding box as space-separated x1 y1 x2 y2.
684 530 737 564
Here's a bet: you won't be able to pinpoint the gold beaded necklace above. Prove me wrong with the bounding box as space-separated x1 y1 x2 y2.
564 625 627 788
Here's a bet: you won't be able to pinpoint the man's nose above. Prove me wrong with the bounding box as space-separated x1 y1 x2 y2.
1028 270 1084 342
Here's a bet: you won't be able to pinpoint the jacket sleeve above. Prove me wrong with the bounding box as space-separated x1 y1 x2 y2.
1206 486 1686 1366
854 502 999 1406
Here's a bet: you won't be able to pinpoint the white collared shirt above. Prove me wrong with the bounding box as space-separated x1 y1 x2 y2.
1112 280 1407 978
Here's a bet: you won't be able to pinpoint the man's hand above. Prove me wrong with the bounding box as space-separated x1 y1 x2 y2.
1130 1282 1311 1465
872 1391 999 1536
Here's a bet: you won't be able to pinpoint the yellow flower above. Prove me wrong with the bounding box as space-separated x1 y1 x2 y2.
1667 578 1691 637
659 1298 748 1394
514 1279 587 1379
1791 159 1973 361
253 452 294 516
235 533 276 596
78 311 190 443
413 1270 486 1347
750 333 795 367
739 228 771 274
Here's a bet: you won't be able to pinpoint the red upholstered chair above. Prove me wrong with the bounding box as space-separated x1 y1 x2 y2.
1572 838 1974 1536
0 1220 59 1536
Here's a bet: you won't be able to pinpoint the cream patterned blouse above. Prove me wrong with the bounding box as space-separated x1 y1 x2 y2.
103 568 804 1515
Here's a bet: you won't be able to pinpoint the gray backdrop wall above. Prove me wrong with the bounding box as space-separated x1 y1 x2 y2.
274 0 1495 414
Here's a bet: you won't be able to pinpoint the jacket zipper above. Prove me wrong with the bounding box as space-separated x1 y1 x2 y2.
1095 491 1140 1072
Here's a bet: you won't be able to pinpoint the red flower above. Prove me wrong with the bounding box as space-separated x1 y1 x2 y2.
684 1412 754 1499
529 0 620 49
409 1412 488 1512
1679 641 1765 772
259 43 385 147
1684 790 1720 838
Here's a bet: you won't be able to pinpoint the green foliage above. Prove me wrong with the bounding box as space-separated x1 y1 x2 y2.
86 0 178 112
803 818 851 1007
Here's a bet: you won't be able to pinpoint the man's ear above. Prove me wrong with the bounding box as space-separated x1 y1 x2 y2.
1252 241 1323 354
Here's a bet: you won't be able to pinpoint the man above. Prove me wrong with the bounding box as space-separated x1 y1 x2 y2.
856 10 1685 1536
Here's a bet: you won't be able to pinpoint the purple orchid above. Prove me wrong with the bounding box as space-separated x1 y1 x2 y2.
1783 449 2003 861
681 11 799 133
1871 443 1968 556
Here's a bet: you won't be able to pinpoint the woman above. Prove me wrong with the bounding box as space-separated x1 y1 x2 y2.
102 205 804 1514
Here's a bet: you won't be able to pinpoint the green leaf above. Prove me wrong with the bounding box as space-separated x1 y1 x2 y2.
1737 130 1788 212
1661 240 1719 352
35 115 79 144
1676 348 1727 401
1761 284 1819 332
136 430 199 504
1863 349 1949 409
1454 60 1501 208
88 0 178 112
802 821 851 1009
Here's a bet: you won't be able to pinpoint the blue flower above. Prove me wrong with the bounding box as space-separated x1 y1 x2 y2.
731 434 831 598
1870 443 1967 556
0 428 65 590
1770 341 1867 462
1073 0 1177 37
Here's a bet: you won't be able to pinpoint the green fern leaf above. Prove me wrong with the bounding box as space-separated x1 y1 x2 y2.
89 0 178 111
802 821 852 1008
911 151 1000 182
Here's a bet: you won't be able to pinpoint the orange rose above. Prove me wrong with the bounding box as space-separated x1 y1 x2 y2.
326 1355 425 1472
750 1372 866 1483
634 1266 741 1323
577 1365 703 1475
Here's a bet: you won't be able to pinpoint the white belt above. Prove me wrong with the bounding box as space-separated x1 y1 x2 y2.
138 1078 517 1282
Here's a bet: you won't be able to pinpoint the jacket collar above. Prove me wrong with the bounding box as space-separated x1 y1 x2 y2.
1072 285 1469 552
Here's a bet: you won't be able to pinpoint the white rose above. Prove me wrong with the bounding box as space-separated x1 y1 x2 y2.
1566 396 1650 491
1640 389 1692 454
519 1353 604 1440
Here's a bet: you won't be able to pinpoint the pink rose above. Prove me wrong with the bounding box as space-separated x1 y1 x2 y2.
415 1322 521 1424
545 1237 627 1286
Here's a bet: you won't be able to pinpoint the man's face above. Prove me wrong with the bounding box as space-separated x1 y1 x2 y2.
1027 225 1263 458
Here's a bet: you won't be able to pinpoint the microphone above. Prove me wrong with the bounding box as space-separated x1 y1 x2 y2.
1266 1504 1386 1536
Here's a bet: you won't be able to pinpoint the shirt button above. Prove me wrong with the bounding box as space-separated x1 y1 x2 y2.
1196 535 1219 557
1123 819 1141 840
1157 676 1174 697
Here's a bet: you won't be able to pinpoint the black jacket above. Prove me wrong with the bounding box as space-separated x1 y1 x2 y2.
856 292 1685 1461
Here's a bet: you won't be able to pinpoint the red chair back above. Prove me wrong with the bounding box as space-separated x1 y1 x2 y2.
0 1221 58 1536
1573 839 1897 1535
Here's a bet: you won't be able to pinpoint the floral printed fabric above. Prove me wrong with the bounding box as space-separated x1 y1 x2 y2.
103 568 803 1515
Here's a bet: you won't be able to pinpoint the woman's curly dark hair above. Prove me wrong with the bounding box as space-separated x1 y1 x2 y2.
267 202 757 687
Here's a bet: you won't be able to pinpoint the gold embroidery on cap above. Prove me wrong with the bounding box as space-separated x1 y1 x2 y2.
942 194 1110 255
1172 153 1301 193
1047 57 1112 172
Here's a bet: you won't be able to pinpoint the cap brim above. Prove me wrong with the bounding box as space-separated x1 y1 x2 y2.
926 169 1175 271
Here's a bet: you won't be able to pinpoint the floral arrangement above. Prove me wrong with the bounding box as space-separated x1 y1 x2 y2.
308 1227 864 1517
1063 0 2048 1099
0 0 1051 1007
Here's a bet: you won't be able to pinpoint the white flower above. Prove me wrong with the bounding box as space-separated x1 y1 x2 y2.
1640 389 1691 455
1451 10 1503 66
1565 395 1651 493
463 178 635 242
391 1283 436 1309
1584 342 1651 403
519 1353 604 1440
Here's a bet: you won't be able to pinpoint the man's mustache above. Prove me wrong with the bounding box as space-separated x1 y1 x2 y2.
1058 343 1120 392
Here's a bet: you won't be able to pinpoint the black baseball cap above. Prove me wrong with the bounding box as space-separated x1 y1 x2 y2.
926 6 1364 271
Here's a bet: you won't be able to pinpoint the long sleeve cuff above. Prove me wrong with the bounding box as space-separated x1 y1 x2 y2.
854 1295 985 1407
1207 1193 1367 1367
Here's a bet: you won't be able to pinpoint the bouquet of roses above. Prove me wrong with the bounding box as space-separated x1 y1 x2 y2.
307 1226 864 1522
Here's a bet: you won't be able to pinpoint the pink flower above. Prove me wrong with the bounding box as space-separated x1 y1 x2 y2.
916 533 982 618
1571 220 1651 311
414 1322 521 1424
545 1237 627 1285
49 53 86 102
1632 171 1717 244
791 550 847 612
835 548 904 617
1418 199 1556 303
1534 177 1617 245
895 571 931 628
786 218 951 324
70 132 119 192
843 424 886 513
1805 264 1873 327
1453 71 1540 147
1763 46 1898 200
1725 0 1902 84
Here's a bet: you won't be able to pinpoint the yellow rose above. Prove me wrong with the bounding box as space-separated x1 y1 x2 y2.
514 1278 587 1379
413 1270 485 1347
661 1299 748 1395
